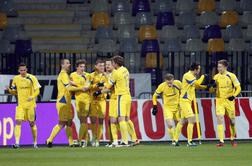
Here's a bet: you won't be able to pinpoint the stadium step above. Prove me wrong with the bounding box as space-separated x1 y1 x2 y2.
14 3 66 10
32 44 88 52
17 10 74 18
24 24 82 31
31 36 89 45
24 31 81 37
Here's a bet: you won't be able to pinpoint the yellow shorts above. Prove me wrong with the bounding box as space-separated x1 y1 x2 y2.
90 100 106 118
216 98 235 119
163 104 180 121
109 98 118 118
15 105 36 121
180 99 194 119
76 99 90 118
117 94 131 117
56 102 73 122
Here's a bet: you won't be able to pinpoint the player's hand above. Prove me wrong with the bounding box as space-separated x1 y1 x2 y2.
96 82 104 87
228 96 235 101
27 96 33 102
93 90 102 97
82 87 89 92
152 105 158 116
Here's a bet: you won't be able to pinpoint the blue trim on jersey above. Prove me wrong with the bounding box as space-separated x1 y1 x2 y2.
11 86 16 90
186 79 195 85
81 74 86 80
226 74 234 88
59 96 67 103
182 92 188 99
26 76 33 85
63 83 69 87
118 95 122 117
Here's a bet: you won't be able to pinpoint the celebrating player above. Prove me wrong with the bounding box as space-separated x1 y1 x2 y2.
152 73 181 145
173 62 207 146
89 59 107 147
210 60 241 147
46 59 86 147
95 55 139 146
70 59 91 147
6 63 41 148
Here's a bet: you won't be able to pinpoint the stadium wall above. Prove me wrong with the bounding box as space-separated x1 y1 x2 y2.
0 98 252 146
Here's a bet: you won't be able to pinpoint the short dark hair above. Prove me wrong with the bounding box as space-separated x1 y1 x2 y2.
218 59 229 67
18 63 27 68
112 55 124 66
76 59 86 67
164 73 174 81
190 62 200 71
60 59 69 65
95 59 104 65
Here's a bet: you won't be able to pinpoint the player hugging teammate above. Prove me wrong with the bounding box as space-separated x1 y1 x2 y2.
5 58 240 148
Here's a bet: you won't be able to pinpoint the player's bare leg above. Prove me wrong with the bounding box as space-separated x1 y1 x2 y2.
187 116 197 147
29 121 38 148
66 120 74 147
216 115 225 147
229 118 237 147
13 120 22 149
46 121 66 148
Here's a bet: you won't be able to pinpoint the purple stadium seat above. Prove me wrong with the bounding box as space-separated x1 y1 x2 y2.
156 12 174 30
15 40 32 57
202 25 222 43
141 39 160 57
132 0 151 16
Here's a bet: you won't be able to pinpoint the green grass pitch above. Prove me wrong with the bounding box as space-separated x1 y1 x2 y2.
0 142 251 166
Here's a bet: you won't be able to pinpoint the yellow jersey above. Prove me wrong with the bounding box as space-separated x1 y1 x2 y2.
180 71 205 101
153 80 182 106
90 71 107 100
70 71 91 101
105 70 116 100
213 71 241 99
10 73 41 108
109 66 130 96
57 70 72 104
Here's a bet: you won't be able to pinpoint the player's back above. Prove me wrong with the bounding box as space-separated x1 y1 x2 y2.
180 71 196 101
113 66 130 96
57 70 71 104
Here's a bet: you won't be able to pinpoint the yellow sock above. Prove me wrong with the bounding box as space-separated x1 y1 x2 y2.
111 123 118 141
97 123 103 141
31 125 37 144
91 123 97 141
187 123 194 142
230 124 236 141
167 128 174 141
78 123 86 142
119 121 128 144
47 124 61 143
127 120 137 142
174 123 183 142
14 125 21 145
65 126 74 145
217 124 224 143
